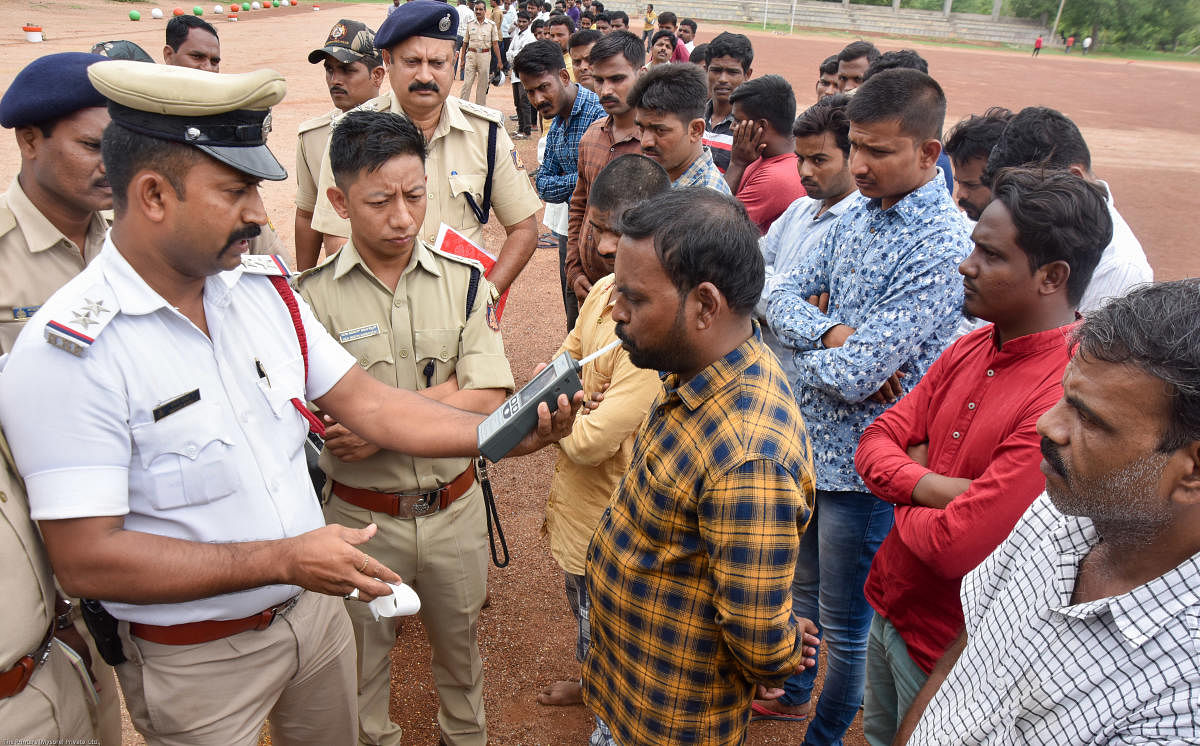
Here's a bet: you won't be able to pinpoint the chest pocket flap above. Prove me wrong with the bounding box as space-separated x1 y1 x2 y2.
131 401 238 510
448 172 486 205
414 328 461 387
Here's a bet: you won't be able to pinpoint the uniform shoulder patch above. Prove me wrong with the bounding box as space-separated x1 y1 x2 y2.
457 99 503 125
44 283 119 357
240 254 292 277
298 109 335 135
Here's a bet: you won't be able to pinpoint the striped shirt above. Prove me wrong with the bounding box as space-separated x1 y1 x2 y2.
912 493 1200 744
583 327 816 746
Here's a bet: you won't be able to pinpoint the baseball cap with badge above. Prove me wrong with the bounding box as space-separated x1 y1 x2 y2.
308 19 381 65
374 0 459 51
86 60 288 181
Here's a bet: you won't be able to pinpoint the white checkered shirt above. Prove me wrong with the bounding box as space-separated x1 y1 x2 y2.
912 493 1200 745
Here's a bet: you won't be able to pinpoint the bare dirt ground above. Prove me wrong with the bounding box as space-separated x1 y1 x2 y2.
1 3 1197 744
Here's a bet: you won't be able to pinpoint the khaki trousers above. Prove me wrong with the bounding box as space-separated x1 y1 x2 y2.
116 591 357 746
0 639 98 742
460 50 491 106
326 483 488 746
73 612 122 745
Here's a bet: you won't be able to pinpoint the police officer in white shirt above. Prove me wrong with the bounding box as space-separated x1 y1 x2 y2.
0 60 578 746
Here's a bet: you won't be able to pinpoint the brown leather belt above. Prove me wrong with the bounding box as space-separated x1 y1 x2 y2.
0 623 54 699
332 465 475 519
470 47 491 52
130 595 300 646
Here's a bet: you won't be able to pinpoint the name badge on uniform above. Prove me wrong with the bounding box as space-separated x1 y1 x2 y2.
153 389 201 422
11 305 40 320
338 324 381 343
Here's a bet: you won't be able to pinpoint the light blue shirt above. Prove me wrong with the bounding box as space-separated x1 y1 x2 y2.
766 172 972 492
673 147 732 195
757 192 858 384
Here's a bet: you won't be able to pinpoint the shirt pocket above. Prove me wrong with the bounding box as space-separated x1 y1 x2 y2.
254 354 310 457
342 331 394 373
130 402 239 511
448 171 486 225
414 328 461 387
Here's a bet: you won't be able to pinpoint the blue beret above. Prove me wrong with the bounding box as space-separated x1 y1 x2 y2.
376 0 459 51
0 53 109 129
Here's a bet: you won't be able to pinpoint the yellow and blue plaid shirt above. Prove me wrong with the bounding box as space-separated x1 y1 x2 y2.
582 327 815 745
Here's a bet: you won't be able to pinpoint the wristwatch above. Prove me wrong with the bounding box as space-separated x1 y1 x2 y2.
54 598 77 631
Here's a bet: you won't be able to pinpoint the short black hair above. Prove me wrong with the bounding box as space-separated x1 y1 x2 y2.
517 9 531 20
983 106 1092 186
705 31 753 72
590 154 670 215
819 54 839 76
102 124 199 214
838 40 879 64
689 42 709 66
650 29 676 50
166 15 218 51
863 49 927 80
618 188 764 313
588 30 644 68
329 110 426 191
514 39 567 76
569 29 602 51
989 167 1112 307
847 68 946 142
1073 279 1200 452
531 19 545 33
657 10 677 25
729 75 795 136
591 1 603 10
679 18 697 32
608 10 629 25
594 11 610 23
792 93 851 156
627 61 707 123
547 13 575 32
943 107 1014 166
580 11 593 24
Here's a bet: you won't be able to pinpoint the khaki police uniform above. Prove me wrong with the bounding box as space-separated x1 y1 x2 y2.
461 17 500 105
0 177 108 354
297 238 513 746
310 91 542 246
0 431 99 742
295 109 337 215
0 61 364 746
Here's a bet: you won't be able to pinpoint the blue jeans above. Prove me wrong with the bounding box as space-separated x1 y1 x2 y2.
782 489 894 746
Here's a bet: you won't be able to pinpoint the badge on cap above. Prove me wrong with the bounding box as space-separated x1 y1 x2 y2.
331 23 346 39
439 13 452 32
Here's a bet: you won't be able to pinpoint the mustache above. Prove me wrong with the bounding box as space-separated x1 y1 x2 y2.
1040 436 1068 478
599 96 622 106
614 323 631 346
329 85 348 95
409 81 440 93
223 224 262 252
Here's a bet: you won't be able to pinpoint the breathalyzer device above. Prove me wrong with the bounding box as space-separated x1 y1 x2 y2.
477 339 621 461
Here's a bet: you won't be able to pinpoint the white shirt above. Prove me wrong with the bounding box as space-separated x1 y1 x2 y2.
0 240 355 625
684 40 695 53
912 493 1200 744
501 5 518 36
1078 182 1152 313
456 3 473 32
507 26 534 65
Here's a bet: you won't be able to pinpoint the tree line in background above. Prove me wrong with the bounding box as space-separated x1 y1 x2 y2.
835 0 1200 51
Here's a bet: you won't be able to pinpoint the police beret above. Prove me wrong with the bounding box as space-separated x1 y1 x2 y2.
375 0 459 51
87 60 289 181
0 52 108 129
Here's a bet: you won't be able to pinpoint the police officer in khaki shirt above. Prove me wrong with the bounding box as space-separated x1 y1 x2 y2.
460 0 502 105
0 428 99 741
0 53 112 355
298 110 514 746
310 0 542 296
295 19 387 270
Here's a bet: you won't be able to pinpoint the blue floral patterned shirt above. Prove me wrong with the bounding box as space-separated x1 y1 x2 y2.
765 173 972 492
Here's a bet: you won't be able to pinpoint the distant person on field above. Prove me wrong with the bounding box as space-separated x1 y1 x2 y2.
1065 34 1075 52
536 154 669 710
1032 34 1042 56
1083 35 1092 54
641 3 655 49
725 75 806 234
983 105 1152 312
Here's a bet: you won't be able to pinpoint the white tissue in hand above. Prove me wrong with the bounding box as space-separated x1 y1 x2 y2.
368 582 421 620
